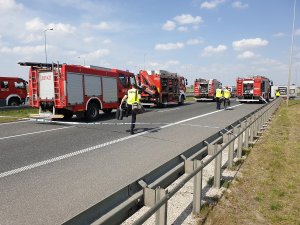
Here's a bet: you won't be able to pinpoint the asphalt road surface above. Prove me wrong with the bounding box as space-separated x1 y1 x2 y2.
0 101 263 225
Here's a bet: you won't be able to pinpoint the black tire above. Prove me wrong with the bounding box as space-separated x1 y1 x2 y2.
102 108 113 114
8 98 20 106
62 110 74 120
85 102 99 121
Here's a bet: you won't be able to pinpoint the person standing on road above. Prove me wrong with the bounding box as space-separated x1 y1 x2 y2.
120 84 141 135
223 87 231 110
215 85 223 110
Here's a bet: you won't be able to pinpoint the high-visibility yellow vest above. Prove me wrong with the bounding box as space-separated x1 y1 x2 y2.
224 89 231 99
127 88 140 105
276 91 281 97
216 88 223 98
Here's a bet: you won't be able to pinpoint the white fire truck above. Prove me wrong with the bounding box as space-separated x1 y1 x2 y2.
19 62 136 121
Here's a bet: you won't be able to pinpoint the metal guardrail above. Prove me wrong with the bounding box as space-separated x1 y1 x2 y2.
64 98 282 225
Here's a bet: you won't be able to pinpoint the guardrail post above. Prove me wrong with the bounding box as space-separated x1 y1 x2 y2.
143 187 168 225
233 126 242 159
244 120 249 149
241 121 247 147
214 144 222 189
155 188 167 225
185 159 204 214
223 133 234 168
249 116 254 144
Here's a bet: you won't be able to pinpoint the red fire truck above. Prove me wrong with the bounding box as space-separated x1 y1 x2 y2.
0 76 27 106
236 76 272 103
136 70 187 107
19 62 136 120
194 78 221 101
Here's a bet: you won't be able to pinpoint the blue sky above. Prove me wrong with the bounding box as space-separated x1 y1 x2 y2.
0 0 299 86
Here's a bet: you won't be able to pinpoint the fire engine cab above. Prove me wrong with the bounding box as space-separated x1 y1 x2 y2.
0 76 27 106
19 62 136 121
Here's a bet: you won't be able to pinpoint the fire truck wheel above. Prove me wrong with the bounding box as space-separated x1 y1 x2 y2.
62 110 74 120
85 102 100 121
8 98 20 106
102 109 113 114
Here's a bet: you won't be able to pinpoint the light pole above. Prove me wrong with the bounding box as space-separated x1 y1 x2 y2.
78 56 86 66
44 28 53 64
287 0 296 106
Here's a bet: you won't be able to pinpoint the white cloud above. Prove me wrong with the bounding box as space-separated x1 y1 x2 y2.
83 49 110 59
25 17 45 31
237 51 257 59
149 60 180 70
201 0 225 9
82 21 113 30
202 45 227 56
25 17 75 34
178 26 188 32
187 39 203 45
0 0 23 12
19 33 43 43
232 38 269 51
273 32 286 37
0 44 44 54
155 42 184 51
102 39 112 44
232 1 249 9
295 29 300 36
162 20 176 31
173 14 203 25
47 23 75 34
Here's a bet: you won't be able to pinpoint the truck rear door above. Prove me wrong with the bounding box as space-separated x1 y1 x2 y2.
39 71 54 100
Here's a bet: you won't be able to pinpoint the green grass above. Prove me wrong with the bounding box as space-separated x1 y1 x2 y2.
0 107 38 123
198 100 300 225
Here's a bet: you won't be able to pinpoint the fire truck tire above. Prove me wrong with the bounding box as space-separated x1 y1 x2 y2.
8 98 20 106
85 102 100 121
62 110 74 120
102 109 113 114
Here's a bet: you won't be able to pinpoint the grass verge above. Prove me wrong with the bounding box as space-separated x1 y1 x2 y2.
199 100 300 225
0 107 38 123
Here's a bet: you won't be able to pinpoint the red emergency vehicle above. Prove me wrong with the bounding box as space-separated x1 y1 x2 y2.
194 78 221 101
236 76 272 103
0 76 27 106
136 70 187 107
19 62 136 120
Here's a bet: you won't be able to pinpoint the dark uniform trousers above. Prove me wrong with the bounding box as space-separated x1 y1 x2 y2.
127 104 137 132
216 97 222 110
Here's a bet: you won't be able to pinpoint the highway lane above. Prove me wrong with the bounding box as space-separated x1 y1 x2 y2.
0 101 263 224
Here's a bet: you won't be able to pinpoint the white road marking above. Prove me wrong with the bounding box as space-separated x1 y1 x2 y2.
0 104 242 178
157 108 180 113
0 126 75 141
0 120 29 126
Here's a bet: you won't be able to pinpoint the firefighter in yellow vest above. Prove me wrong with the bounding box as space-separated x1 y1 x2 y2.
275 89 281 98
223 87 231 109
215 85 223 110
120 84 141 135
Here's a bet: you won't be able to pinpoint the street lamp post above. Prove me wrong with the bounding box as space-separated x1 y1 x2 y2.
78 56 86 66
287 0 297 106
44 28 53 64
